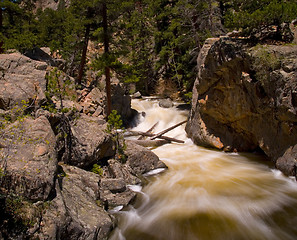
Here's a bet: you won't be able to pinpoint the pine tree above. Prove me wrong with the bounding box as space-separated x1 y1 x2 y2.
223 0 297 37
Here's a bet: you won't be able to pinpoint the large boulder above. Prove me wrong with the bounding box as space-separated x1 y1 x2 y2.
99 175 137 209
35 164 113 240
159 98 174 108
125 140 166 175
111 84 138 126
0 116 57 201
186 36 297 177
0 52 47 111
67 114 115 168
276 144 297 177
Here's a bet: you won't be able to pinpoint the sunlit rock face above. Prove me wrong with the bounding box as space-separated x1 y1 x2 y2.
186 36 297 177
33 0 70 11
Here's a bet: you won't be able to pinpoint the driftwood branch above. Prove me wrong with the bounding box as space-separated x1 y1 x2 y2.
129 139 170 147
138 122 159 140
125 131 184 144
150 120 187 140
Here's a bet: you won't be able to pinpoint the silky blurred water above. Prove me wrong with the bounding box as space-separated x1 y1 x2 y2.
109 99 297 240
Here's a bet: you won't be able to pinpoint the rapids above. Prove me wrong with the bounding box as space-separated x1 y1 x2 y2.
109 98 297 240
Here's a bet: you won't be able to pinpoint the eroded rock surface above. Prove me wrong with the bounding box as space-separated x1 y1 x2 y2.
125 141 167 175
0 51 165 239
68 114 115 168
0 52 47 111
0 116 57 201
35 165 113 240
186 36 297 177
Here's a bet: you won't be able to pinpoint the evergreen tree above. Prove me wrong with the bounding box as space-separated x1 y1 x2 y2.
0 0 38 52
223 0 297 37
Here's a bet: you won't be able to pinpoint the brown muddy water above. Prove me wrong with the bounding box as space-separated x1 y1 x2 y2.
109 99 297 240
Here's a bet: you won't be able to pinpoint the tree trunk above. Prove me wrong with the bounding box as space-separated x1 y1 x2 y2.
77 24 90 86
0 8 4 54
102 1 111 116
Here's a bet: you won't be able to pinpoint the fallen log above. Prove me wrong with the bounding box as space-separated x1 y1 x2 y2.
129 139 170 147
138 122 159 140
150 120 187 140
125 131 184 144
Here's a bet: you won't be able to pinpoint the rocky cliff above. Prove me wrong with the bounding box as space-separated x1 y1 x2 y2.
33 0 70 11
0 51 165 239
186 37 297 178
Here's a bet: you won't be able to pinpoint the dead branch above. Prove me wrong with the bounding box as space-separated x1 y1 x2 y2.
138 122 159 140
125 131 184 144
130 139 170 147
150 120 187 140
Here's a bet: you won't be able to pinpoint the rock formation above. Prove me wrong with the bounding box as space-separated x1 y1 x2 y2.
186 36 297 178
0 52 47 111
0 51 165 239
33 0 70 11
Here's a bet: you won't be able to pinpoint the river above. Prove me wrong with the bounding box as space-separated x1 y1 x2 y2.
109 98 297 240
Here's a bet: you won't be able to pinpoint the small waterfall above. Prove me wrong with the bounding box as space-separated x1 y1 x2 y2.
110 98 297 240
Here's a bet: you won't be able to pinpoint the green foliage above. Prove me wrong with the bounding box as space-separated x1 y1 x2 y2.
184 92 193 104
43 67 76 113
251 46 282 84
0 167 4 178
0 100 32 187
0 0 38 52
91 164 103 176
4 193 41 227
107 110 124 132
106 110 127 163
0 0 220 95
224 0 297 35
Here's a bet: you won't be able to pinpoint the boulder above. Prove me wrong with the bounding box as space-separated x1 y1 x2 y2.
68 114 115 168
35 164 113 240
111 84 138 126
132 91 142 99
24 47 57 67
106 159 141 186
125 141 166 175
100 178 126 193
276 145 297 177
159 98 174 108
80 87 105 116
0 52 47 111
186 36 297 177
99 176 136 209
0 116 57 201
99 189 136 209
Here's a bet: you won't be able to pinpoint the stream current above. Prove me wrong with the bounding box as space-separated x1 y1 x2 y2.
110 98 297 240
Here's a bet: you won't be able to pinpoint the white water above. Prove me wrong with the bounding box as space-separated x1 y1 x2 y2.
110 99 297 240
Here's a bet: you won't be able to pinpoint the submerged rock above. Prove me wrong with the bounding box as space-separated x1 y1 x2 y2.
186 36 297 177
159 98 174 108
